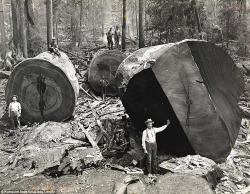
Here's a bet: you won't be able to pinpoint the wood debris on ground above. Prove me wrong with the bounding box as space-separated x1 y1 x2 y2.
158 119 250 193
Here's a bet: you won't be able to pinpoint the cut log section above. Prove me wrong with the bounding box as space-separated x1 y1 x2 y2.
5 51 79 124
115 40 245 163
88 50 127 96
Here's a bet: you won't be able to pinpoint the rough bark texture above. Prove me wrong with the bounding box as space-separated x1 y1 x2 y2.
11 0 19 50
115 39 245 163
88 50 127 96
19 0 28 58
0 0 6 61
139 0 145 48
46 0 53 50
122 0 126 50
5 51 79 124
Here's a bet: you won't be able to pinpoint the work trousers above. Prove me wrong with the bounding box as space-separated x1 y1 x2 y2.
146 141 157 174
107 38 113 50
10 112 20 130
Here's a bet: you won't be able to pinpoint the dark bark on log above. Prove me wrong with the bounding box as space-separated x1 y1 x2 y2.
5 51 79 124
115 39 244 163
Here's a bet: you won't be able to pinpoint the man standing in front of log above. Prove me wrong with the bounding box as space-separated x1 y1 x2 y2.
142 118 170 177
8 95 21 130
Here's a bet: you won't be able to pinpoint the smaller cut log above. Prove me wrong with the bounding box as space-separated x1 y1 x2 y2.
5 51 79 124
88 50 127 96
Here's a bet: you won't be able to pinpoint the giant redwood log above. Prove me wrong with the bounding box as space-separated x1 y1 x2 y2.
115 40 245 163
6 51 79 124
88 50 127 96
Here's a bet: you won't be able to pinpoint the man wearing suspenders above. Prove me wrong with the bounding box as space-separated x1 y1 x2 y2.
142 118 170 176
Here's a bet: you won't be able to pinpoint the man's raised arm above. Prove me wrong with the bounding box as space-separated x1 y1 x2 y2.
154 120 170 133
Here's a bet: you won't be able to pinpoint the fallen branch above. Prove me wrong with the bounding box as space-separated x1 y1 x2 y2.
79 86 95 100
100 109 124 117
78 123 97 148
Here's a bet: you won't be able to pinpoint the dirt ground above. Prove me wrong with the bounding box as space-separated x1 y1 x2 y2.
0 77 215 194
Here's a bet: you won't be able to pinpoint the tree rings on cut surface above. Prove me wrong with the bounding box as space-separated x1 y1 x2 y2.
116 39 244 162
5 51 79 124
88 50 127 96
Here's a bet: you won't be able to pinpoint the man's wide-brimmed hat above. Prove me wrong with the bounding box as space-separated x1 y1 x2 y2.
145 118 154 124
12 95 18 99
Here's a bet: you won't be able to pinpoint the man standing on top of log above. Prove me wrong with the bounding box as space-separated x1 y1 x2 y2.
49 37 61 57
114 25 121 49
8 95 21 130
106 27 113 50
142 118 170 177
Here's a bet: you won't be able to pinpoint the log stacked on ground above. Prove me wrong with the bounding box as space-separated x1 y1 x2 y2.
88 50 127 96
115 40 245 163
5 51 79 124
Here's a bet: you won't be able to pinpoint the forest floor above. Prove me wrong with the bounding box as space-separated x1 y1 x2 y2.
1 55 250 194
0 76 213 194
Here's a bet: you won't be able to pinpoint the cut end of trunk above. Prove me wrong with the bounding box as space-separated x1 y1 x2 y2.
6 51 79 124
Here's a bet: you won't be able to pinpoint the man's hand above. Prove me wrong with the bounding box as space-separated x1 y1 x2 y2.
144 149 148 154
167 119 170 125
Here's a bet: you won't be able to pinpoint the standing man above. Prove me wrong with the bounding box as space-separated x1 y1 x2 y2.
142 118 170 176
114 26 121 49
98 76 109 101
106 27 113 50
8 95 21 130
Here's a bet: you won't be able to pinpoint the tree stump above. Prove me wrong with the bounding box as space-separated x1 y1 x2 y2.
115 40 245 163
88 50 127 96
5 51 79 124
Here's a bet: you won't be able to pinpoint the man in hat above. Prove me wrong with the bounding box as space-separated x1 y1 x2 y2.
49 37 60 56
8 95 21 130
142 118 170 176
106 27 113 50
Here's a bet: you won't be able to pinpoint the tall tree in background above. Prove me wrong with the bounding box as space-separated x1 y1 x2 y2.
191 0 202 39
79 0 83 47
139 0 145 48
19 0 28 57
11 0 19 52
122 0 126 50
46 0 53 50
0 0 6 61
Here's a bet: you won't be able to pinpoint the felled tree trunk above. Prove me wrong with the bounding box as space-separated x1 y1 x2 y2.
88 50 127 96
5 51 79 124
115 40 245 163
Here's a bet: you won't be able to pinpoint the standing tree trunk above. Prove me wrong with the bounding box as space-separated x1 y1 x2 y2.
122 0 126 51
139 0 145 48
79 0 83 47
19 0 28 58
46 0 53 50
191 0 202 39
135 0 138 38
0 0 6 62
11 0 19 52
101 0 104 42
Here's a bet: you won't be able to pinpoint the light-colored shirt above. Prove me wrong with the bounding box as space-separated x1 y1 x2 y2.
142 124 168 151
8 101 21 116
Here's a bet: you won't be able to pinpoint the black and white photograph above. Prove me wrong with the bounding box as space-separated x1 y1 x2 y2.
0 0 250 193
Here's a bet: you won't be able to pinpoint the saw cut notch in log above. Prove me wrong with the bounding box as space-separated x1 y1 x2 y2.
5 51 79 124
115 39 245 163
